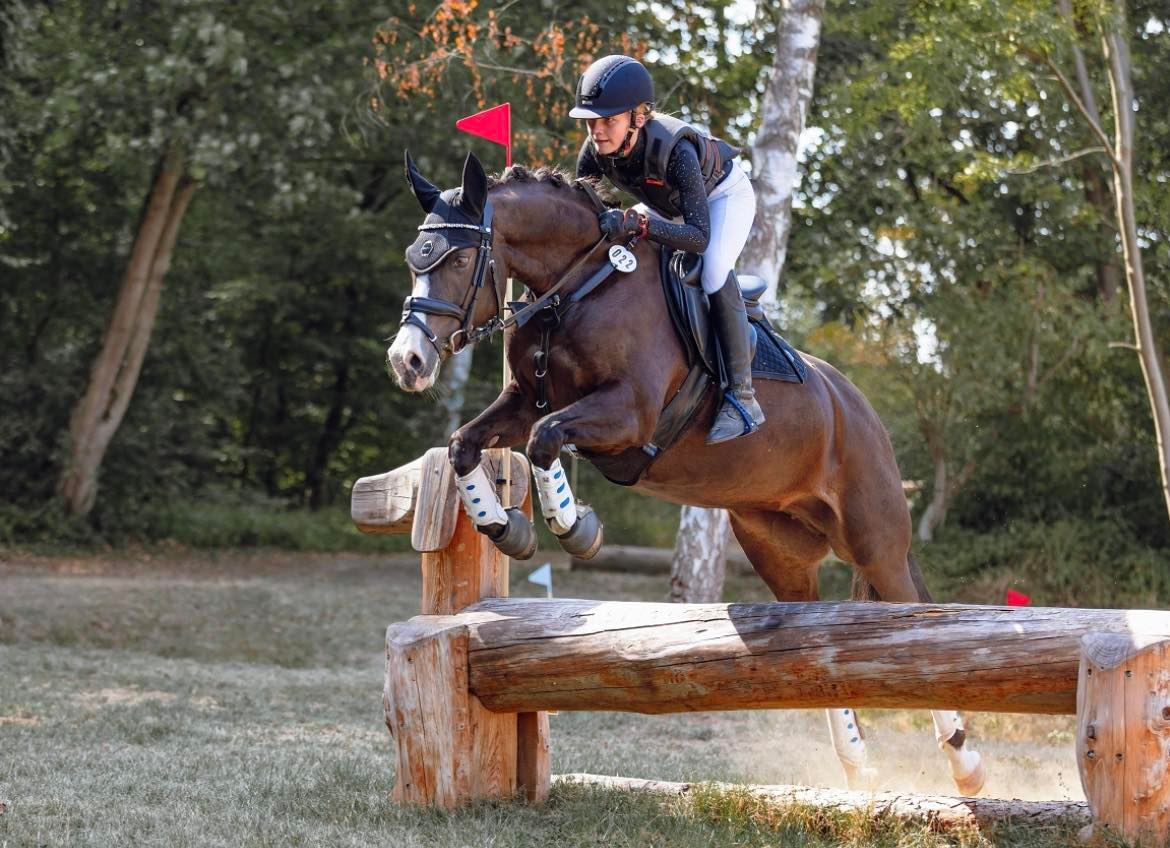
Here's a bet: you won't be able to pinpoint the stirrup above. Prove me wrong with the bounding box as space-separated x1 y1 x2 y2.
707 391 762 444
724 392 759 435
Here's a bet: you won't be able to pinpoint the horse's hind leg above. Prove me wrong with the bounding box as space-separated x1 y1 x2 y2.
840 508 987 796
729 509 876 788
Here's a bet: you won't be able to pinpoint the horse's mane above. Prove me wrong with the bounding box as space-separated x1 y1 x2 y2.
489 164 617 208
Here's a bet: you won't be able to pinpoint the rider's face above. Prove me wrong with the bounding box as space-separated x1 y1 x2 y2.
586 112 634 156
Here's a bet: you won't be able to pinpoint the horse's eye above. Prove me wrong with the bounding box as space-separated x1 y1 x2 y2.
454 255 471 268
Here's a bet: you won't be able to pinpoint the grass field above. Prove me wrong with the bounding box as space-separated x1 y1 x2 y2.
0 548 1093 847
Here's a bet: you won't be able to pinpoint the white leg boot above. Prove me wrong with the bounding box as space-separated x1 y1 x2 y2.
826 708 878 790
932 710 985 796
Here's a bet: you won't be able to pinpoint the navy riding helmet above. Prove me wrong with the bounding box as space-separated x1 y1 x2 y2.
569 55 655 119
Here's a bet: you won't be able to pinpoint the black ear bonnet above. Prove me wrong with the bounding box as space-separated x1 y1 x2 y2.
404 188 483 273
403 151 491 273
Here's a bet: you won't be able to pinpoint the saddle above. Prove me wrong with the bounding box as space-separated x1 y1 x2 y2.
579 248 808 487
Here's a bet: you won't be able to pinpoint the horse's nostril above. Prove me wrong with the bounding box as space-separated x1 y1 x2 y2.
407 352 424 374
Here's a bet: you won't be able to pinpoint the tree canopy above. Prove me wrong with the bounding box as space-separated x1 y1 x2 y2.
1 0 1167 603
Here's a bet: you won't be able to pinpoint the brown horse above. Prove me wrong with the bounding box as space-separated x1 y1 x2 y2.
386 151 985 796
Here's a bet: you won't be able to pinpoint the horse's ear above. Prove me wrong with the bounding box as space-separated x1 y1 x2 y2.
404 150 441 214
460 151 488 221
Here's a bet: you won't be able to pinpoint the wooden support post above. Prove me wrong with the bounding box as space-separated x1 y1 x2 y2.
384 614 518 807
1077 633 1170 846
367 447 549 808
517 710 552 802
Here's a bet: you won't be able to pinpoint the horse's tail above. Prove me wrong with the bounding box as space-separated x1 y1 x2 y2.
850 550 932 603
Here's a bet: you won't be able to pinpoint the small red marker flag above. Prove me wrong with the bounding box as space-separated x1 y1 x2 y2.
1005 589 1032 606
456 103 512 167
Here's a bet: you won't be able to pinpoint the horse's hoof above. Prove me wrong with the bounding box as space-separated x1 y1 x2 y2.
556 504 603 559
485 508 537 560
843 764 879 792
951 750 986 796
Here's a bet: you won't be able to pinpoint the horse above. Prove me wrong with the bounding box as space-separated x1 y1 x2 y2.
385 150 986 796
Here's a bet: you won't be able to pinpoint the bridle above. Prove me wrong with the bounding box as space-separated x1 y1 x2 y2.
396 182 614 360
398 202 501 357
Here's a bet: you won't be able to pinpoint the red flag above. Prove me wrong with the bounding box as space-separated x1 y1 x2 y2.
456 103 512 167
1005 589 1032 606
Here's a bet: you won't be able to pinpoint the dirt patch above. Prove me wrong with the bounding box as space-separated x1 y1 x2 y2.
0 714 40 727
78 687 178 708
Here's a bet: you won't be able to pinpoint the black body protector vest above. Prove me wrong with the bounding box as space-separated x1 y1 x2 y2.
597 115 740 219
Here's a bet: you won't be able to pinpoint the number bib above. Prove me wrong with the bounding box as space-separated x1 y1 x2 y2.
608 244 637 273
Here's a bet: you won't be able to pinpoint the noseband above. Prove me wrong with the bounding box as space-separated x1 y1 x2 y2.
399 202 500 357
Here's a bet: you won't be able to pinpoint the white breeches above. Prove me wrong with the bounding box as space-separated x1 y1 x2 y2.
639 161 757 295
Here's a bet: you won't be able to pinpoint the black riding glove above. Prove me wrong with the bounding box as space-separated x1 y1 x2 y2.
598 208 648 241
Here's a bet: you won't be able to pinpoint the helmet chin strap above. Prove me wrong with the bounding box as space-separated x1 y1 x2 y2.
618 110 640 156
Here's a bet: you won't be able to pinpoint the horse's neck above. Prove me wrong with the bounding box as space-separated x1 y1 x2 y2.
494 191 599 294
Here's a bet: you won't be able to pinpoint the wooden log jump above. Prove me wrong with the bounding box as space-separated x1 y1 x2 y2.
354 447 550 807
401 598 1170 716
354 449 1170 844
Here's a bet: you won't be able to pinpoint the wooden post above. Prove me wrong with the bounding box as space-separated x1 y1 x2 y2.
1077 633 1170 846
384 615 515 806
360 446 549 807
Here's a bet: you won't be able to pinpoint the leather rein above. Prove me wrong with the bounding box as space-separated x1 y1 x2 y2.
397 180 624 359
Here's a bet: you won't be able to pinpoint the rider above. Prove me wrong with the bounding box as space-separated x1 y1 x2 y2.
570 54 764 444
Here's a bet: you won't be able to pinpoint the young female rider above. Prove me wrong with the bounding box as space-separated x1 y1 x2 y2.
570 54 764 444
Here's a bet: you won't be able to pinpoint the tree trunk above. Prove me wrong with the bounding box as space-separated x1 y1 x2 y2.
1061 0 1123 305
306 360 351 509
917 451 978 542
740 0 825 307
669 505 728 603
917 453 949 543
670 1 825 600
1102 9 1170 521
58 147 195 515
441 346 474 436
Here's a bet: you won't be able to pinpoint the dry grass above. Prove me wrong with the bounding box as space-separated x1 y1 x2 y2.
0 547 1089 847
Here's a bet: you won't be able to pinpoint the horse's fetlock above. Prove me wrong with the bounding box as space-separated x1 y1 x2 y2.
449 435 481 477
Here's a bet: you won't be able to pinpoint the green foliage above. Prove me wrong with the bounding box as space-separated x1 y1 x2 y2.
1 0 1168 591
787 0 1170 551
918 518 1170 608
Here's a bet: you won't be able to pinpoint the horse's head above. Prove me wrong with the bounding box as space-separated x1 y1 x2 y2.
387 151 501 392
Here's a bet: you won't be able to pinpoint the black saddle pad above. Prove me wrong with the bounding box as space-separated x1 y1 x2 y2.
751 319 808 384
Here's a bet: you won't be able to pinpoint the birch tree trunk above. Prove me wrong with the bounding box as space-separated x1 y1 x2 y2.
1060 0 1122 304
670 506 729 603
740 0 825 307
1101 6 1170 520
669 1 825 602
442 347 474 437
58 146 196 515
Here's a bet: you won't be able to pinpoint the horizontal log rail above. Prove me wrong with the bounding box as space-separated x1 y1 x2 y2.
387 599 1170 716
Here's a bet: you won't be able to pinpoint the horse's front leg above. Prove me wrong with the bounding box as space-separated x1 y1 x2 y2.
448 381 543 559
526 383 652 559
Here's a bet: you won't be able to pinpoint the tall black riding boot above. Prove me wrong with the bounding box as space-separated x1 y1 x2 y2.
707 273 766 444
